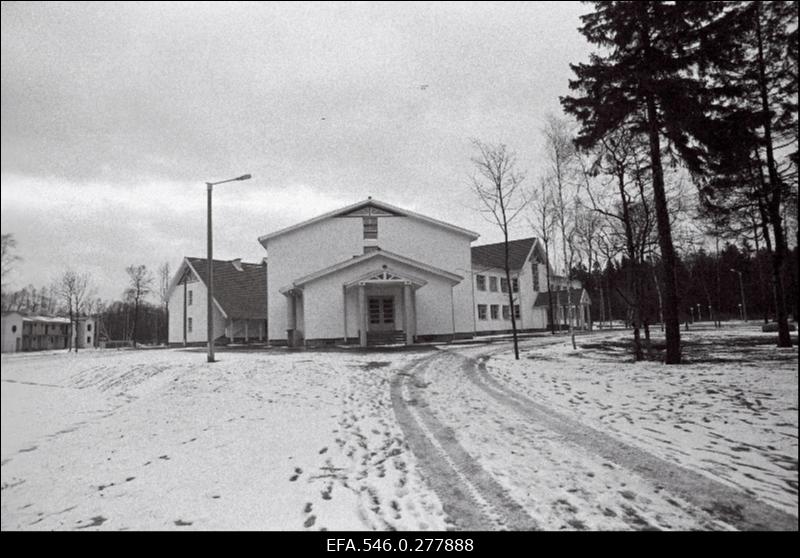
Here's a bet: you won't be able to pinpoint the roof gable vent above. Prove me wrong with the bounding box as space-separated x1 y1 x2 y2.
231 258 243 272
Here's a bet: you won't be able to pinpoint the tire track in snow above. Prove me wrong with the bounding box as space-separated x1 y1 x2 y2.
456 350 797 531
391 355 538 531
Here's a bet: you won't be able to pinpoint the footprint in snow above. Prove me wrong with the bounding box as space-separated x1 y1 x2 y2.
304 515 316 528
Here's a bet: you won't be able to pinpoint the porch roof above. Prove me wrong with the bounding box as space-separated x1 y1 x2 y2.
280 249 463 294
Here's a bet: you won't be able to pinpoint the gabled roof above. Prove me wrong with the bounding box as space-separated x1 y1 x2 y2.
471 237 537 271
170 258 267 320
258 198 479 245
282 249 463 292
533 288 591 307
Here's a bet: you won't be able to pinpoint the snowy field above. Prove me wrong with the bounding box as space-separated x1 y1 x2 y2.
1 324 797 531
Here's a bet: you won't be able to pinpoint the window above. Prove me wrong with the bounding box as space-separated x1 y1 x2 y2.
87 336 91 344
514 305 521 319
188 317 193 333
476 274 486 291
490 305 499 320
188 290 193 305
512 277 519 293
489 276 498 292
477 304 487 320
532 263 540 291
500 278 509 293
11 325 16 333
363 216 378 239
502 305 510 320
87 324 92 332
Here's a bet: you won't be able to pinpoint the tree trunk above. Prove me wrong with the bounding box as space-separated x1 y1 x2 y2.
644 93 681 363
755 4 792 347
640 7 681 364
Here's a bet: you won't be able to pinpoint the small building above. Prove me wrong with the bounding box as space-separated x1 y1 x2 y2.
74 316 97 349
1 313 72 353
533 287 592 330
167 257 268 346
471 237 591 334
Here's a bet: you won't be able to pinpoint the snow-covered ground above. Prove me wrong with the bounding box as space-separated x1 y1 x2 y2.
1 347 448 531
2 324 797 531
439 324 798 529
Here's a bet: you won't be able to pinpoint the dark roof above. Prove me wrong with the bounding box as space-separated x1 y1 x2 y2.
534 288 589 307
186 258 267 320
471 237 536 271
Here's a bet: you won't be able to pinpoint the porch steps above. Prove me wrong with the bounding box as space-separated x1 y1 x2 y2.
366 331 406 346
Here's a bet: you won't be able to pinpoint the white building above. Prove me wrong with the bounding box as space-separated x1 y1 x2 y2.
471 237 591 334
166 257 268 346
166 199 591 348
1 313 97 353
260 198 478 346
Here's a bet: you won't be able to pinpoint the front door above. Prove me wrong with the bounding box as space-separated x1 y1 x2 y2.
368 296 395 332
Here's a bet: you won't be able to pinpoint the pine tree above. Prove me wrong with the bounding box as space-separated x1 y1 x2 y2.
562 1 735 364
695 1 797 347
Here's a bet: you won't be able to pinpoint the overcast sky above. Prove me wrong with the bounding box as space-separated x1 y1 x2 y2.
1 1 593 301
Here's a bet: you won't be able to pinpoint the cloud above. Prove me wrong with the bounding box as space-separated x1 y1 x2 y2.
1 1 592 299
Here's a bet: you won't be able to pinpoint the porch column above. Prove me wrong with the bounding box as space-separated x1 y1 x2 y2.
403 282 413 345
228 319 234 343
245 321 249 343
358 283 367 347
287 294 296 347
342 285 348 343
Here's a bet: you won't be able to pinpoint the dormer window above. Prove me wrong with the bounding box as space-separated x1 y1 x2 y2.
363 217 378 239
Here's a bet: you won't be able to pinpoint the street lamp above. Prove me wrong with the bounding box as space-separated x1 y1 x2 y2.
206 173 252 363
730 268 747 322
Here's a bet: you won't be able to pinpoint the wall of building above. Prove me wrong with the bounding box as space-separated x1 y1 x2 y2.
299 255 455 341
265 213 473 341
74 318 96 348
472 262 541 332
168 271 226 344
1 313 24 353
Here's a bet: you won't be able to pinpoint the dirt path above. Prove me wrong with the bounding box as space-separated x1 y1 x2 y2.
390 354 539 531
391 345 798 531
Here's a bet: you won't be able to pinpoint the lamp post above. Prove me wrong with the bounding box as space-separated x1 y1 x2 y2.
206 173 252 363
696 303 702 321
730 268 747 322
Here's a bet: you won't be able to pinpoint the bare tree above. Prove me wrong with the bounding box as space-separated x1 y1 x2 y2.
56 270 93 353
528 177 557 334
542 114 579 350
469 139 529 360
574 202 604 331
1 234 21 293
158 262 171 345
582 129 652 360
125 265 154 348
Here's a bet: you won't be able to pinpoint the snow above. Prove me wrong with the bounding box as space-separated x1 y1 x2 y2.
441 325 798 528
1 348 448 530
2 324 797 531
